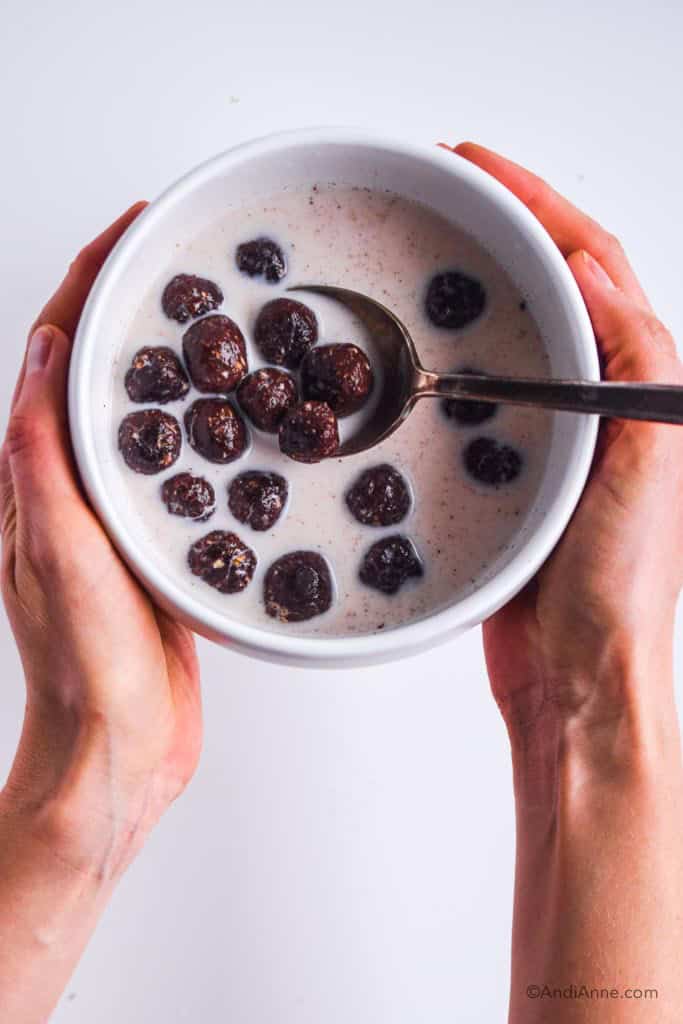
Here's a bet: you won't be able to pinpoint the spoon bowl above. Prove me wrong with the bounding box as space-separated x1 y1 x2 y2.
289 284 421 455
291 284 683 455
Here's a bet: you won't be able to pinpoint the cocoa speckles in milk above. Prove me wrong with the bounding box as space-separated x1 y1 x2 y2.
112 185 552 636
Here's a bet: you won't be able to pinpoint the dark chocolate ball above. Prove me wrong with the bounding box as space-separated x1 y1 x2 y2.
118 409 182 475
161 472 216 522
124 346 190 405
182 314 248 393
425 271 486 329
278 401 339 463
264 551 333 622
254 298 318 369
228 471 288 531
359 535 424 595
301 343 374 417
188 530 256 593
235 237 287 283
345 464 411 526
184 398 249 464
463 437 523 487
161 274 223 323
236 367 298 433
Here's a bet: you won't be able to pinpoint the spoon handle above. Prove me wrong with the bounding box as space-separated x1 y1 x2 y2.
422 373 683 425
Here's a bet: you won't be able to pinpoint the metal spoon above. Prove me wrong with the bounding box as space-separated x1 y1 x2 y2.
289 284 683 457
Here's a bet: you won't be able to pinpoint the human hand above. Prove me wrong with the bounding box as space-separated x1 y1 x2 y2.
449 144 683 1023
451 144 683 775
1 205 203 879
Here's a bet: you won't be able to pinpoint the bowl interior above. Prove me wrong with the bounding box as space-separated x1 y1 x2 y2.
71 132 598 665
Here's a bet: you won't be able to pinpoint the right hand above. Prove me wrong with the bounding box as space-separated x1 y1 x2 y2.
452 144 683 773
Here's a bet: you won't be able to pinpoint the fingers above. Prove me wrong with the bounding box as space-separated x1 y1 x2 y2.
567 250 678 382
450 143 651 310
2 199 146 547
4 326 84 549
11 202 147 413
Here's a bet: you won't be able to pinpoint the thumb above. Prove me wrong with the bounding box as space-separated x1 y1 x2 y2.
567 249 679 382
4 325 84 548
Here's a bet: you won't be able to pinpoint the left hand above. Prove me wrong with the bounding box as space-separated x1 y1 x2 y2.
1 204 203 879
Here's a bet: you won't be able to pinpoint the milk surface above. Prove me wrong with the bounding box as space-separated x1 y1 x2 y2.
112 185 552 636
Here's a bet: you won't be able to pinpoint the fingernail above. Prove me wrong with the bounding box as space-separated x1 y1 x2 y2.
582 250 616 289
26 326 53 375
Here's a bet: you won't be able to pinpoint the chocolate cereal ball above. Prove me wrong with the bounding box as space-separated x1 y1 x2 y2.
301 343 374 417
359 535 424 595
228 471 288 531
463 437 523 487
118 409 181 475
182 314 248 393
254 298 318 369
345 464 411 526
425 271 486 329
278 401 339 463
236 367 298 433
184 398 249 464
235 237 287 283
161 274 223 324
124 346 190 405
264 551 333 622
161 472 216 522
188 530 256 594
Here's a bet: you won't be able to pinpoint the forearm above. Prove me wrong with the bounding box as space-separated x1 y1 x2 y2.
0 798 115 1023
508 657 683 1023
0 710 159 1023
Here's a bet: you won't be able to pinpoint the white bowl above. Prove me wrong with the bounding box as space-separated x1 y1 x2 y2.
69 128 599 668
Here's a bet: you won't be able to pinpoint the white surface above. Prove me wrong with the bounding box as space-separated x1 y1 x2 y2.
1 1 682 1021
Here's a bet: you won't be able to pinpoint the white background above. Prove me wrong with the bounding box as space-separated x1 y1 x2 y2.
1 1 682 1021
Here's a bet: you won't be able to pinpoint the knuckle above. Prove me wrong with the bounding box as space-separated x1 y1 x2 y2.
523 183 546 220
606 342 658 382
626 310 678 363
18 523 66 582
639 313 677 355
634 309 662 338
607 313 679 382
601 231 626 261
3 413 50 460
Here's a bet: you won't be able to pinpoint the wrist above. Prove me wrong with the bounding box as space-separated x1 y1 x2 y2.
508 625 682 820
0 792 113 896
3 700 161 881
